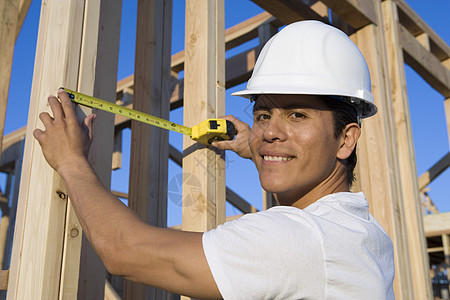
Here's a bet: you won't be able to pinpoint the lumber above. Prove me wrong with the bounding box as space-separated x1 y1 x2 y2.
250 0 326 25
1 137 23 272
0 270 8 290
124 0 173 299
182 0 226 234
15 0 32 40
320 0 377 29
381 2 432 298
399 24 450 98
352 6 414 296
6 1 86 298
446 98 450 149
424 213 450 237
418 152 450 191
394 0 450 61
74 1 122 298
0 0 20 158
7 0 121 298
171 11 280 73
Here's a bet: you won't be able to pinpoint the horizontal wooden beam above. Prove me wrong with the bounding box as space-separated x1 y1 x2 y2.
418 152 450 191
250 0 327 26
394 0 450 61
424 212 450 237
170 11 280 73
399 25 450 97
320 0 377 29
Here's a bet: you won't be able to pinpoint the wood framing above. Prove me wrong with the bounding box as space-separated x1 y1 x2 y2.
381 1 432 299
7 0 121 298
3 0 450 299
0 0 20 157
182 0 226 232
351 4 414 296
424 212 450 237
124 0 173 299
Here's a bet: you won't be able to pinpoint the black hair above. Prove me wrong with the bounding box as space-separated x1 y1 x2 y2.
321 97 359 187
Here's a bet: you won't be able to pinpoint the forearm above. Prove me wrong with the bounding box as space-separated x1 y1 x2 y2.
57 158 143 270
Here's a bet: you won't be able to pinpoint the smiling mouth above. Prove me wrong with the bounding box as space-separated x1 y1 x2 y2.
262 155 294 162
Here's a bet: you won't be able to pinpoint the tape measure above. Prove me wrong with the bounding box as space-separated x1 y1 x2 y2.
62 88 236 145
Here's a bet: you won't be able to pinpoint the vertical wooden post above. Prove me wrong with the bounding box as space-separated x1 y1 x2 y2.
7 0 121 298
182 0 226 230
76 0 122 298
381 1 433 299
446 98 450 148
351 3 415 297
124 0 173 299
0 0 20 157
7 1 85 298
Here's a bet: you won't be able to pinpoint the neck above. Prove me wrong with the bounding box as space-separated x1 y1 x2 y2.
276 161 350 209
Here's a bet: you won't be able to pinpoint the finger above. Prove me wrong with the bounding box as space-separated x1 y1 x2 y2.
33 128 45 141
82 114 96 138
39 112 54 127
48 95 64 120
218 115 249 131
210 139 235 151
58 88 77 120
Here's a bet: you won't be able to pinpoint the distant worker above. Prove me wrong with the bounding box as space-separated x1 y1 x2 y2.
34 20 394 299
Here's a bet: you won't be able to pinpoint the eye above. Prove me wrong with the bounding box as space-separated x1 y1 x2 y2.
254 112 271 122
289 111 307 120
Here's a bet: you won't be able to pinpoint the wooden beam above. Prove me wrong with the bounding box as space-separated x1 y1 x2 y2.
250 0 327 26
14 0 31 40
124 0 173 299
399 24 450 98
424 212 450 237
74 1 122 298
0 0 20 159
6 1 86 298
182 0 226 234
418 152 450 191
7 0 121 298
171 11 279 73
0 270 8 290
352 6 414 296
381 2 432 298
394 0 450 61
320 0 377 29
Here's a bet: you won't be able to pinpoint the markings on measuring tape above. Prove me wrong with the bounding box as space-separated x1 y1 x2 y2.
61 88 236 145
62 88 192 136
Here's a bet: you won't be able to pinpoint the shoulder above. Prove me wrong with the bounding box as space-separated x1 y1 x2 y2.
202 207 327 299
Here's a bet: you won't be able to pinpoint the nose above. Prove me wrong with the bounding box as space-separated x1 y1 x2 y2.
261 116 288 142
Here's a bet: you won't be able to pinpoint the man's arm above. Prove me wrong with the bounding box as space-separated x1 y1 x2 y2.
33 90 221 298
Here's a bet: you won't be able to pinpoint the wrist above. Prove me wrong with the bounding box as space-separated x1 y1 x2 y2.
57 156 91 178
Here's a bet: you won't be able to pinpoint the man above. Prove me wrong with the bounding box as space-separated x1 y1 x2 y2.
34 21 394 299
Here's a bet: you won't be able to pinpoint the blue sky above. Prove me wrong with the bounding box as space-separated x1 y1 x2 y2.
2 0 449 226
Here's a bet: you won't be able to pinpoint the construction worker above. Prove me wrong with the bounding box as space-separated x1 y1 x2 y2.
34 20 394 299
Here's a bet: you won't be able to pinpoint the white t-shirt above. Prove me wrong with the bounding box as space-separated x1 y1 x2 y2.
202 192 395 299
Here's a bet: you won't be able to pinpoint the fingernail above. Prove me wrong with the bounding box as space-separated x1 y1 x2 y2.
58 88 65 93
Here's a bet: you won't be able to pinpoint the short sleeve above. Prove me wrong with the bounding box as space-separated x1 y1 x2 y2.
202 207 326 300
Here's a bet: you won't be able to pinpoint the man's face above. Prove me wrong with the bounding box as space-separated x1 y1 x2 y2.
249 94 341 205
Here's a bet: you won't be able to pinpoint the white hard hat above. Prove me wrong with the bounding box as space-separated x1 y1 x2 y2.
232 20 377 118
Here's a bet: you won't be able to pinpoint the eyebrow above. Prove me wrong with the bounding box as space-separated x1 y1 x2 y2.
253 103 316 113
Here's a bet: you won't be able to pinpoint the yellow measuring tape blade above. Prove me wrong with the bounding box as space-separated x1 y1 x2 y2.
63 88 192 136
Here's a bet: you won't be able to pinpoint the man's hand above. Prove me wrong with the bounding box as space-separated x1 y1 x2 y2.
211 115 253 159
33 89 95 172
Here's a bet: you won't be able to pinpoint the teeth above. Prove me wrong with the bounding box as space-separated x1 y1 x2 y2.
263 155 293 161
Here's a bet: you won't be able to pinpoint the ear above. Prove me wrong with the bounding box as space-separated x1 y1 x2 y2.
336 123 361 160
